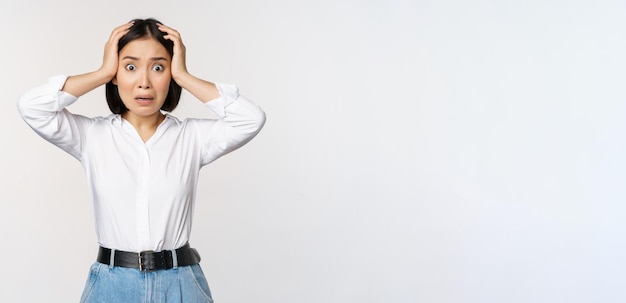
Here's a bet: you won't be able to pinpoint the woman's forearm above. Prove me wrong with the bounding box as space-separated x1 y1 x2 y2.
61 69 114 98
174 72 221 103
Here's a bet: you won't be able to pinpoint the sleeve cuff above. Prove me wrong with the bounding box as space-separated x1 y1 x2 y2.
49 75 79 109
49 74 69 91
204 83 239 118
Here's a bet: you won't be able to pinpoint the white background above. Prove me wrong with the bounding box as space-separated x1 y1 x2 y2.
1 0 625 302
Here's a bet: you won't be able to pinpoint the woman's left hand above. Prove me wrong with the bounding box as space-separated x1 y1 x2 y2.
158 23 188 81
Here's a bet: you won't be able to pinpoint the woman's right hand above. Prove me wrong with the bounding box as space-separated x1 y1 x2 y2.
99 21 134 81
61 21 134 97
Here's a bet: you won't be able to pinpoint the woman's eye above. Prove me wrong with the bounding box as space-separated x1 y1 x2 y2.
152 64 164 72
125 64 136 71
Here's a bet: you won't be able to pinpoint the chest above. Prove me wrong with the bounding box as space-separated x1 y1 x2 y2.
80 122 203 197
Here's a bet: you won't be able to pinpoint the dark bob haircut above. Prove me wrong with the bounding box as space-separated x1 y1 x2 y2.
105 18 182 114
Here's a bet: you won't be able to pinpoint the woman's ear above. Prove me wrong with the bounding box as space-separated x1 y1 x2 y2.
112 76 117 85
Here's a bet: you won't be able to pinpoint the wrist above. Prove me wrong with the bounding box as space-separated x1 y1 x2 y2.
172 71 192 86
96 67 117 84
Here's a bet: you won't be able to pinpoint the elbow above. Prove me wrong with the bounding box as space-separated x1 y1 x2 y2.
247 108 266 139
255 109 267 133
16 93 32 120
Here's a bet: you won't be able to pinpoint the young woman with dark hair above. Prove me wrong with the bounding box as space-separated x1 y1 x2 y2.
17 18 266 302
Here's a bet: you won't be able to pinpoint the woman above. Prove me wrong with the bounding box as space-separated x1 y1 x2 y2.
17 18 266 302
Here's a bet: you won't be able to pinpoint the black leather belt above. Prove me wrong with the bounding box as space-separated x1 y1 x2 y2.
97 243 201 272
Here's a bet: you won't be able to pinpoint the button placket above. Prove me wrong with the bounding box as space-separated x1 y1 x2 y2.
135 146 151 248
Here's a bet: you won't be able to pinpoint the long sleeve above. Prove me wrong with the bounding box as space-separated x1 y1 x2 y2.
17 75 93 160
198 83 266 166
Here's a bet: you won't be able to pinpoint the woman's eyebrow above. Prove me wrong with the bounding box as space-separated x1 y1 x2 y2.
121 56 169 61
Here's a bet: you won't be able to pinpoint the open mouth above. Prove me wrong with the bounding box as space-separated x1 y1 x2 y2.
135 96 154 105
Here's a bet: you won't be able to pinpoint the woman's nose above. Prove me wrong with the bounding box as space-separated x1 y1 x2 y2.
138 71 151 89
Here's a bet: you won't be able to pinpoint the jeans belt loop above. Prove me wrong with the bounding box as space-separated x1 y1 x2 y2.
171 248 178 269
109 249 116 269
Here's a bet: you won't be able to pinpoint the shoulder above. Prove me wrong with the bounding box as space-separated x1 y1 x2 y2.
172 114 220 128
91 113 121 125
83 114 128 132
166 115 223 143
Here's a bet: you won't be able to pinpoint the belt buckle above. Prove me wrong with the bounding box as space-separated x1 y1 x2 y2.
138 251 156 272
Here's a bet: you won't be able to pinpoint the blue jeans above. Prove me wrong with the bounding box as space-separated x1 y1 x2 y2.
80 262 214 303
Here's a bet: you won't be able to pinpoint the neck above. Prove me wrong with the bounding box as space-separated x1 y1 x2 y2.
122 111 165 129
121 112 165 142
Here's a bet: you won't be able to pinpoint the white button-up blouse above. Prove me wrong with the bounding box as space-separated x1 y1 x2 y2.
17 75 266 252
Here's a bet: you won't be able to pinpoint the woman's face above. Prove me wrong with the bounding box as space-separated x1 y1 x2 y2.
114 37 172 119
